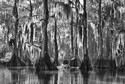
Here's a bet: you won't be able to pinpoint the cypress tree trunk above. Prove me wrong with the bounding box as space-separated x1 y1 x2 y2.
76 0 78 58
80 0 92 71
13 0 18 57
69 0 79 67
98 0 103 58
71 13 74 57
84 0 88 59
7 0 26 67
110 1 116 69
6 25 9 44
94 0 103 69
36 0 57 71
54 18 59 66
106 31 111 58
98 0 103 69
29 0 33 44
94 0 116 69
110 0 114 60
43 0 48 56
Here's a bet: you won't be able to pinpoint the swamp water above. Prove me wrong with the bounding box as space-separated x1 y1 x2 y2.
0 67 125 84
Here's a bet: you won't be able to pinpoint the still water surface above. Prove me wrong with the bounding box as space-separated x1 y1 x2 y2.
0 67 125 84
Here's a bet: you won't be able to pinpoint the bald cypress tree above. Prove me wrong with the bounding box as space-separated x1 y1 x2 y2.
80 0 92 71
36 0 57 71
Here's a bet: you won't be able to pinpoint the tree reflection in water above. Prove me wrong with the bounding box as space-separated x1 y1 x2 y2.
36 72 54 84
11 71 26 84
81 70 91 84
0 67 125 84
71 71 79 84
54 73 58 84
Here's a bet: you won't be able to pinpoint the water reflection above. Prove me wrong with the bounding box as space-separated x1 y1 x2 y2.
1 67 125 84
71 71 80 84
54 73 58 84
81 70 91 84
36 72 54 84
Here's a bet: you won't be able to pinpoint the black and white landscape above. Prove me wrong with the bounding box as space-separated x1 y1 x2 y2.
0 0 125 84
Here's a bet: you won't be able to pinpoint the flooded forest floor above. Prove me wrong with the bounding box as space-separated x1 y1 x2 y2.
0 66 125 84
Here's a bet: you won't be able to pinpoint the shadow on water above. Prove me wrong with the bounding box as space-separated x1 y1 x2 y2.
93 69 125 84
35 71 55 84
94 69 116 82
1 66 125 84
54 73 58 84
95 69 108 81
81 70 92 84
